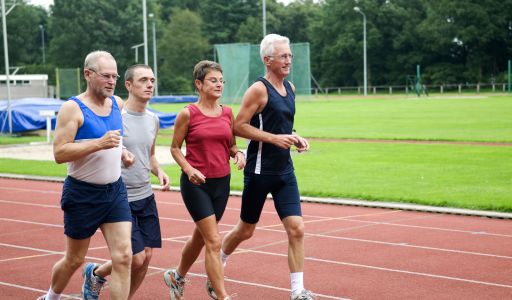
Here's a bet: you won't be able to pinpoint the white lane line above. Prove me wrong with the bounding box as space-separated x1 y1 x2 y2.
0 186 61 194
0 242 347 300
0 282 81 299
0 199 59 208
242 249 512 289
342 218 512 238
1 213 511 261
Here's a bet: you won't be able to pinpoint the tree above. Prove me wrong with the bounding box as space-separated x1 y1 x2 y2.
158 8 209 94
199 0 260 45
48 0 153 74
0 3 48 70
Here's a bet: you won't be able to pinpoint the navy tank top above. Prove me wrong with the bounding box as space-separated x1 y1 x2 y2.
245 77 295 175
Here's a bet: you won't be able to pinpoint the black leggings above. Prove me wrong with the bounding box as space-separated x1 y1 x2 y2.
180 172 231 222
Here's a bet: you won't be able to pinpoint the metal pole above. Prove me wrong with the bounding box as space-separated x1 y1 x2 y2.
354 7 367 96
1 0 12 134
152 18 158 96
143 0 148 65
39 24 45 65
362 13 367 96
508 59 511 94
262 0 266 37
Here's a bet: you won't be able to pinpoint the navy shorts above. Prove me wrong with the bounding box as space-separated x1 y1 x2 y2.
130 194 162 255
61 176 131 240
180 172 230 222
241 172 302 224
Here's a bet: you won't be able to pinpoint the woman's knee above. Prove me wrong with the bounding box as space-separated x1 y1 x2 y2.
236 223 256 241
64 254 85 270
204 233 222 252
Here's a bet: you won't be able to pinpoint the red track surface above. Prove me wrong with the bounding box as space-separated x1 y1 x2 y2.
0 177 511 299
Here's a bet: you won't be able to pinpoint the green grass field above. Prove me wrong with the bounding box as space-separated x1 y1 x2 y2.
1 94 511 211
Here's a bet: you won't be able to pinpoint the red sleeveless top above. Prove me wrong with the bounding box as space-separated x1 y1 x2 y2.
185 104 232 178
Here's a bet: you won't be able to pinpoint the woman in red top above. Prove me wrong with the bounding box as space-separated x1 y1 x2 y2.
164 60 245 300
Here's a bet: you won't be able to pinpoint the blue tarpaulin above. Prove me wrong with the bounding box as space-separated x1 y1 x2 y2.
150 95 197 103
0 98 176 133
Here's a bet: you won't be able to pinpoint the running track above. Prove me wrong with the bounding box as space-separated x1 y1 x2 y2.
0 177 511 299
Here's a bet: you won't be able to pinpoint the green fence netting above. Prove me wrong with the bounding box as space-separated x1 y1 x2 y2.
56 68 81 100
214 42 311 103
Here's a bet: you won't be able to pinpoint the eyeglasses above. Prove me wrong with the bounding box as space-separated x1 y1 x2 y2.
203 78 226 85
89 69 120 81
268 54 294 61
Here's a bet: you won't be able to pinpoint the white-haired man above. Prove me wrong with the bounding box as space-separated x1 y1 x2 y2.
215 34 314 300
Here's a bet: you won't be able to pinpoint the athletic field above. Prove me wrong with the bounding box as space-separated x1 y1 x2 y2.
1 94 511 212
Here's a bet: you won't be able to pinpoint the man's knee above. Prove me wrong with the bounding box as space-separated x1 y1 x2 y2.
131 251 147 270
111 246 132 267
284 217 304 240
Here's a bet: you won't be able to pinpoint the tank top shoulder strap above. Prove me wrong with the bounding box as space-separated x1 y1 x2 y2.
283 80 295 97
257 77 272 92
186 103 199 114
110 96 119 110
68 96 87 110
220 104 232 116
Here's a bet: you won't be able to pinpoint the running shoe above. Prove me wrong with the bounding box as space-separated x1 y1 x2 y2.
291 289 316 300
164 269 186 300
206 278 217 299
82 262 106 300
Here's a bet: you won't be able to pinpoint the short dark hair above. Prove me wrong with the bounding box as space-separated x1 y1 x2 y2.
124 64 152 82
193 60 222 82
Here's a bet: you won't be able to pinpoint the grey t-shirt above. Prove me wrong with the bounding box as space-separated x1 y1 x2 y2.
121 109 159 202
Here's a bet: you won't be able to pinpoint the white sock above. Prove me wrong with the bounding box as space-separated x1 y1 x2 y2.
290 272 304 296
46 287 61 300
220 249 229 267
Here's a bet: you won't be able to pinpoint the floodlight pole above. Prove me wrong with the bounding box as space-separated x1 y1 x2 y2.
262 0 266 37
1 0 12 134
354 6 367 96
142 0 148 65
39 24 45 65
149 13 158 96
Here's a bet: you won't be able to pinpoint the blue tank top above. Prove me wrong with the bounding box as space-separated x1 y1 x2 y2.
69 96 123 141
245 77 295 175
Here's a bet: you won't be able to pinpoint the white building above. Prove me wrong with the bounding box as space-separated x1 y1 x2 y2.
0 74 50 99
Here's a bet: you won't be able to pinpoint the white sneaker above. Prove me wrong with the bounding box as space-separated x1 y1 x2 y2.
291 289 316 300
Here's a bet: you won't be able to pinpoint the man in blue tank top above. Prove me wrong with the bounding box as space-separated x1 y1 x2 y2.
217 34 314 300
38 51 133 300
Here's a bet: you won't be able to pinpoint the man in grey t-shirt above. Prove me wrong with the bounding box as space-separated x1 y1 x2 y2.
80 64 170 300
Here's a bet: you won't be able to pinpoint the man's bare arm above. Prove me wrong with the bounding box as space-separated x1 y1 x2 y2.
234 82 297 149
53 101 121 164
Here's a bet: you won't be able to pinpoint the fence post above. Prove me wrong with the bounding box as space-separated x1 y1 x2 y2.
373 87 376 94
492 84 495 92
440 85 443 94
458 84 462 94
476 83 480 94
389 86 392 94
338 87 341 94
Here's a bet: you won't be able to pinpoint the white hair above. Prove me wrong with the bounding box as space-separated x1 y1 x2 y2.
259 33 290 62
84 50 115 70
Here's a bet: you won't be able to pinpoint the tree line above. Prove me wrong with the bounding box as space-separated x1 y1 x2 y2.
2 0 511 95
